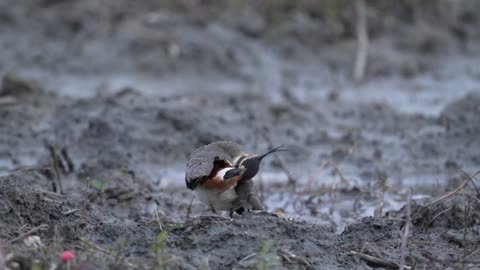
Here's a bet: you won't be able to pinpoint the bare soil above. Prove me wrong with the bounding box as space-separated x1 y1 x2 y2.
1 0 480 269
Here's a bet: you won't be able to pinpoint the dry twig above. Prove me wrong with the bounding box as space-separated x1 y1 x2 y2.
327 160 349 185
463 200 471 258
185 196 194 222
278 249 314 270
399 189 411 270
306 158 352 190
262 133 296 190
79 239 139 269
420 249 480 267
39 189 67 199
63 209 79 215
0 195 24 225
48 144 63 194
306 160 328 188
462 246 480 262
239 252 256 264
0 96 17 105
253 129 266 205
425 170 480 208
353 0 369 82
0 242 5 270
6 224 48 244
428 206 452 226
459 168 480 197
350 250 411 269
61 147 75 173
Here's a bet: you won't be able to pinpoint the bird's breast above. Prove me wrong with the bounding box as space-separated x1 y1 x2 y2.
194 187 238 210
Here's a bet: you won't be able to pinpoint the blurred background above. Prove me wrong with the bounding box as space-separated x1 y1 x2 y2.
1 0 480 98
1 0 480 226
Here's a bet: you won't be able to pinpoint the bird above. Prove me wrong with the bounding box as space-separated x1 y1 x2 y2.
192 156 246 212
185 141 286 215
232 144 286 181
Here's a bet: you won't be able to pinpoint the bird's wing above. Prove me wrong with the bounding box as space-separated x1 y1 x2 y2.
207 141 246 158
185 143 235 183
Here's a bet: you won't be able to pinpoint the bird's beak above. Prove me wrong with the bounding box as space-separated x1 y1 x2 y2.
223 167 246 179
258 145 287 161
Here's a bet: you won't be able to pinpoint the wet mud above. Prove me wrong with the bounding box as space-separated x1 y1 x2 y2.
1 0 480 269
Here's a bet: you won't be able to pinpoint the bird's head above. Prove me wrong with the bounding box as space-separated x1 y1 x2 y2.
239 145 287 180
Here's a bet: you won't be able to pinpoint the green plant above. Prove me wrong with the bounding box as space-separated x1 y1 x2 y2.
152 231 169 270
169 223 183 231
32 259 42 270
89 179 105 192
255 241 279 270
374 176 389 217
380 176 389 193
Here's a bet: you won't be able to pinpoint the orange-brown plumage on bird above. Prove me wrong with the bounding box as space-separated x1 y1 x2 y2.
185 141 285 215
202 157 245 191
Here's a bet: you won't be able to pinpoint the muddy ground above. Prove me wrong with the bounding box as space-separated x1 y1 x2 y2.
1 0 480 269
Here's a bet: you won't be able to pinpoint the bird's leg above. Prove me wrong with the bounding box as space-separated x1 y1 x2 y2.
248 196 273 215
246 192 265 211
234 179 265 210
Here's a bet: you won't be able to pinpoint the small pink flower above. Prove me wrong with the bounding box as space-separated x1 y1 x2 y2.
61 250 75 263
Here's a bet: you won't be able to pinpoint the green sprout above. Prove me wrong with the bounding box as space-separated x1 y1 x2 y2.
152 231 169 270
256 240 280 270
